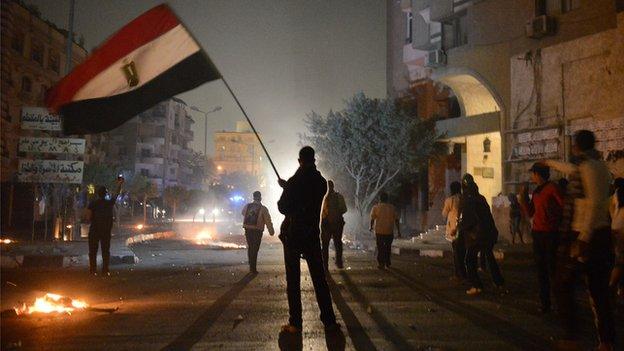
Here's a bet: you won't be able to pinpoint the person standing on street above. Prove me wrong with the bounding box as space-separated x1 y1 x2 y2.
242 191 275 274
443 181 465 280
508 193 525 244
370 192 401 269
321 180 347 271
84 177 123 276
277 146 339 334
544 130 615 351
519 163 564 314
458 174 505 295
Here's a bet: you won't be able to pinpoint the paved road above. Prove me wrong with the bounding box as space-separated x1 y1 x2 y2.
1 237 622 350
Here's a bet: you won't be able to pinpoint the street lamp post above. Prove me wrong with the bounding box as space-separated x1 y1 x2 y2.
190 105 222 157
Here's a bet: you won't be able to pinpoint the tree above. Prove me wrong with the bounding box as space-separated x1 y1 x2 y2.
163 185 188 222
83 163 117 190
130 175 158 224
302 92 439 227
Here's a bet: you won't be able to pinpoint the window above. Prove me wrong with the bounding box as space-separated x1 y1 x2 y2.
11 33 24 54
39 85 48 103
141 149 151 157
48 52 60 74
406 12 413 44
21 76 32 93
483 137 491 153
441 12 468 50
31 42 44 65
561 0 580 13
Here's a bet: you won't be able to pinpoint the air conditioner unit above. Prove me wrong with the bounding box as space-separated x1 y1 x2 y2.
525 15 556 39
425 50 446 67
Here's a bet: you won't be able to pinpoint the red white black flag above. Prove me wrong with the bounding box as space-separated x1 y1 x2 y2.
46 4 221 134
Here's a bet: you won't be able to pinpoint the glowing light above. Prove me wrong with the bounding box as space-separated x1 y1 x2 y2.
229 195 244 202
87 184 95 195
211 208 219 216
136 224 144 230
195 230 213 244
14 293 89 315
217 165 223 171
1 238 14 244
198 208 205 215
65 225 73 229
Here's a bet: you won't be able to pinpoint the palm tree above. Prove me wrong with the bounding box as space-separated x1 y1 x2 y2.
130 175 158 224
163 185 188 222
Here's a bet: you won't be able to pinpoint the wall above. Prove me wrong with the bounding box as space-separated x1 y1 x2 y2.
465 132 503 205
510 12 624 180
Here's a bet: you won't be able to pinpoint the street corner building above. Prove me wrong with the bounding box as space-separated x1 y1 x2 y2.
45 4 221 135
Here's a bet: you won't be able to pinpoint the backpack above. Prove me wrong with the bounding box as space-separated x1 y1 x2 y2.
244 203 262 226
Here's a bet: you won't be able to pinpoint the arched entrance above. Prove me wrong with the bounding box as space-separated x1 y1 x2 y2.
433 70 504 205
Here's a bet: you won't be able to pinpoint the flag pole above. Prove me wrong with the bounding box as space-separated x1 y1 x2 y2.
220 79 282 181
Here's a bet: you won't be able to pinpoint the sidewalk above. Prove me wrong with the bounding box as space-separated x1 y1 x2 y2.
389 226 533 260
1 234 139 269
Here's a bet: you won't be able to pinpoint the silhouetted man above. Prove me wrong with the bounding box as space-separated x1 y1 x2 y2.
242 190 274 273
85 178 123 276
278 146 339 334
321 180 347 271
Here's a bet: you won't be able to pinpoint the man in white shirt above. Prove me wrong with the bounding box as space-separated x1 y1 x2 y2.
544 130 615 350
242 191 274 273
370 192 401 269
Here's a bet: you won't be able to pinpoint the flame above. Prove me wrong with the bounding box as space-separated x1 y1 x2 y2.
14 293 89 315
195 230 213 245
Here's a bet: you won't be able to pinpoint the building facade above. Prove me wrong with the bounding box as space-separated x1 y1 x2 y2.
213 121 265 176
389 0 624 237
1 0 88 182
98 98 199 192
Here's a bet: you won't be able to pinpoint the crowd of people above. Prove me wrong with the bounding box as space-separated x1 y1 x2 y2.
443 130 622 350
85 133 620 348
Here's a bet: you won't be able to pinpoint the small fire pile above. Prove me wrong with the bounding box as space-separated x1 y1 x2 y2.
193 230 246 249
194 230 213 245
14 293 88 315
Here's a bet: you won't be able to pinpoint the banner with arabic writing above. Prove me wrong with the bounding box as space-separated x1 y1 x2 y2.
20 107 62 131
18 159 84 183
19 137 85 154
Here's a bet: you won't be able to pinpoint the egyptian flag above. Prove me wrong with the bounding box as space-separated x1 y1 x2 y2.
46 4 221 135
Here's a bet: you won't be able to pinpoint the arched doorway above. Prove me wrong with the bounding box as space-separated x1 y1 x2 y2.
433 70 503 206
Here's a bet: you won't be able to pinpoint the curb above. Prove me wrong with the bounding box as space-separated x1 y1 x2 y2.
391 246 506 260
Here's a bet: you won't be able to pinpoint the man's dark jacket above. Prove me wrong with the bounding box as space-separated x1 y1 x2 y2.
278 164 327 238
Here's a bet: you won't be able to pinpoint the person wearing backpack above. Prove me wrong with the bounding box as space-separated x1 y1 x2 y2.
321 180 348 271
242 191 275 273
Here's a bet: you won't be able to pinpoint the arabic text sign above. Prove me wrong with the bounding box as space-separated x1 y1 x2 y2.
20 107 62 131
19 137 85 154
18 159 84 184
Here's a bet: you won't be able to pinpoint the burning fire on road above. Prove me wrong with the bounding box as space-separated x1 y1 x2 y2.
14 293 88 315
192 229 246 249
9 293 118 316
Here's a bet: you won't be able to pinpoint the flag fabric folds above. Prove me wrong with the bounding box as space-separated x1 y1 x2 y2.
46 4 221 135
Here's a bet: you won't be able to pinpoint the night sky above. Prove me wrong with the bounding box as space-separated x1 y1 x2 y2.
25 0 386 176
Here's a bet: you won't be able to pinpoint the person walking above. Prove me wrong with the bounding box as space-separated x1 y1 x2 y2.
458 174 505 295
370 192 401 269
544 130 615 351
84 177 123 276
242 191 275 274
277 146 339 334
321 180 347 271
519 163 564 313
508 193 524 244
443 181 465 280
